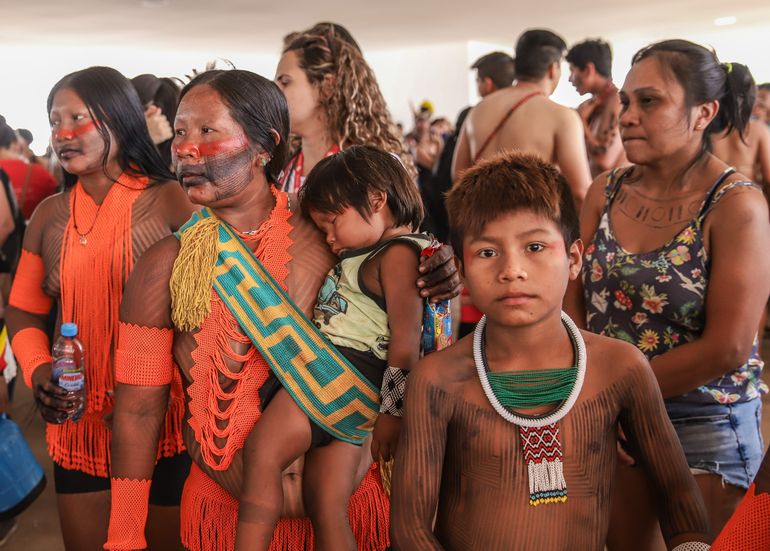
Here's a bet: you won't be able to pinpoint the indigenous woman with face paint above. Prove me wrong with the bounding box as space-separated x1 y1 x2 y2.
565 40 770 550
105 69 458 551
275 22 416 193
5 66 195 550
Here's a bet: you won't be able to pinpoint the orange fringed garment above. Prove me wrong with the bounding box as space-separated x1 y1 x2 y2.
181 190 390 550
9 250 54 315
48 174 184 477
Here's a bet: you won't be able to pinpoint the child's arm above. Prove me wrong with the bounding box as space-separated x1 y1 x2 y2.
390 355 451 550
619 346 712 548
371 242 424 462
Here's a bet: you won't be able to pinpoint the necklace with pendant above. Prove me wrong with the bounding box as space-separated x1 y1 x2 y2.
473 311 587 505
72 186 105 246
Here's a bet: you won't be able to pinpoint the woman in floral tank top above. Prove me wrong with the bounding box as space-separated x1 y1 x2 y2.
566 40 770 549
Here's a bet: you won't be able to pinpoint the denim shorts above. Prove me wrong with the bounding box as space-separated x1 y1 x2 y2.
665 398 764 489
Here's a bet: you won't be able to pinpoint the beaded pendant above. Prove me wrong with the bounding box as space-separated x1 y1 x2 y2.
473 311 586 507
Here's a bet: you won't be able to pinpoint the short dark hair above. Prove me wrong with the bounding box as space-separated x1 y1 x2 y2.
47 66 174 187
446 152 578 260
759 82 770 92
514 29 567 81
180 70 290 185
17 128 33 145
0 116 16 149
471 52 515 90
632 40 755 145
299 145 424 231
131 74 182 167
566 39 612 79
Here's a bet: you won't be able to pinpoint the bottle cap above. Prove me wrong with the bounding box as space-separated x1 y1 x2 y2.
60 323 78 337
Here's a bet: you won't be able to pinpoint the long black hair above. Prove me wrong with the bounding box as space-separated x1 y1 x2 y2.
632 40 755 151
179 70 290 185
47 66 174 187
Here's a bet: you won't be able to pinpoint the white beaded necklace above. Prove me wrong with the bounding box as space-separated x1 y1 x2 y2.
472 310 587 426
472 310 588 506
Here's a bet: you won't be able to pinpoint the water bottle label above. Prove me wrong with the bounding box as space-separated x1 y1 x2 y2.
53 358 84 392
59 372 84 392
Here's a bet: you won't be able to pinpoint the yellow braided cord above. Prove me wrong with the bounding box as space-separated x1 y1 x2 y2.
170 214 219 331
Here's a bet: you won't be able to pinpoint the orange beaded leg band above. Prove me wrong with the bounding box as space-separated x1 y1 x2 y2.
105 477 151 550
11 327 52 388
114 323 174 386
712 483 770 550
8 250 54 315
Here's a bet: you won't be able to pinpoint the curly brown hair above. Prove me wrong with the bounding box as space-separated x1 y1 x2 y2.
283 25 416 179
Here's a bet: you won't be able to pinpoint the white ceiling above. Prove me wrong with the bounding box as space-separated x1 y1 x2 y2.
2 0 769 53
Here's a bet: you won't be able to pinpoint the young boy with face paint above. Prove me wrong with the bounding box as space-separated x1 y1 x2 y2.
389 152 712 550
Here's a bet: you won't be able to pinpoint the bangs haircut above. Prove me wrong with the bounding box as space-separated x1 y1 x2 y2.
446 152 578 260
299 145 424 231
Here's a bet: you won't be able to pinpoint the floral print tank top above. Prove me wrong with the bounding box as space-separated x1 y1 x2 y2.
583 168 767 405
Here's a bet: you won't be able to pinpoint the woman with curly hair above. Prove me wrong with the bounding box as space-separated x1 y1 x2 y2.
275 22 416 193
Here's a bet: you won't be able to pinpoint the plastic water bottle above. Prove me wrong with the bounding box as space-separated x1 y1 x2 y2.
51 322 86 422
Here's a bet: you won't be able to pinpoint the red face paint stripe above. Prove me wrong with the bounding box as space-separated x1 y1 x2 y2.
54 121 97 141
173 136 248 157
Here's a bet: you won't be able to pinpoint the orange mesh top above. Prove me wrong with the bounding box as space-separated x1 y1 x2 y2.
48 174 185 476
187 189 293 471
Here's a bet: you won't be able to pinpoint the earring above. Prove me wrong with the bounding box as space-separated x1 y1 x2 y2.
260 157 268 167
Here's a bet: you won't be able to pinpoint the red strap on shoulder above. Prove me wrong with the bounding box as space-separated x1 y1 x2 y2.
474 91 543 163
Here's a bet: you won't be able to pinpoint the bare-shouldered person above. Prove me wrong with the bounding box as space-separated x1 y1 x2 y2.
391 153 710 550
453 30 591 211
711 66 770 189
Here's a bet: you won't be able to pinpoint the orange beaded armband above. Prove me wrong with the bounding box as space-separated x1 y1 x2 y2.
105 477 151 550
114 323 174 386
11 327 52 388
8 250 54 315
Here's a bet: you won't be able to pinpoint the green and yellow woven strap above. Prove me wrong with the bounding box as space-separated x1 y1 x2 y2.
175 209 380 445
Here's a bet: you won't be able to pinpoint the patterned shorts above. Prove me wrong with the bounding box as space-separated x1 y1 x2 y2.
665 398 764 489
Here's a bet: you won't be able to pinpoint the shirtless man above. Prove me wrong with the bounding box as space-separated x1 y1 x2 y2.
471 52 515 98
711 66 770 188
391 153 710 550
567 39 628 177
452 30 591 211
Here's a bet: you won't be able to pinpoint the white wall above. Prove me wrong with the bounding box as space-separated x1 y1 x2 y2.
3 20 770 155
367 42 471 131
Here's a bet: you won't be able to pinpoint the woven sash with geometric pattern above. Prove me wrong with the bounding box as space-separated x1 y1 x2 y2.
185 209 381 445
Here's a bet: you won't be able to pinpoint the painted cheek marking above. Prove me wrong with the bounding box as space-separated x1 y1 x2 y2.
54 121 96 141
196 137 248 157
